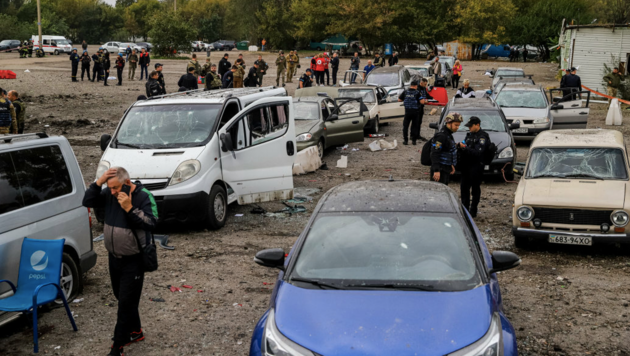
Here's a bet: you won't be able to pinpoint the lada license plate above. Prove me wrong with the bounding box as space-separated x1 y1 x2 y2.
513 128 528 134
549 234 592 246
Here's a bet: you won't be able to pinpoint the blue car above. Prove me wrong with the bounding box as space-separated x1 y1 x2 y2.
249 180 521 356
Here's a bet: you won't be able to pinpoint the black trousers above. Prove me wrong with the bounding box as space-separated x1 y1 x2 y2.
81 65 91 80
418 108 425 137
332 67 338 85
92 66 100 81
461 167 483 212
324 69 330 85
430 167 451 185
117 67 123 85
109 253 144 346
452 74 460 88
71 64 78 81
402 109 420 141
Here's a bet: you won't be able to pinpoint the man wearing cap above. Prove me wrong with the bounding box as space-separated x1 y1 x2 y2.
398 80 428 145
276 51 287 87
459 116 490 218
603 67 625 105
430 113 462 185
299 69 313 88
70 48 80 82
155 63 166 94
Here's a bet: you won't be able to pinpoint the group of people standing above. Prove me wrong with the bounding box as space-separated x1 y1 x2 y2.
0 88 26 135
509 47 529 62
69 46 151 86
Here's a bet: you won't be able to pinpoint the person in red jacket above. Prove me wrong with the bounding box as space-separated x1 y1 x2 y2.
115 53 125 86
324 53 330 86
315 54 325 86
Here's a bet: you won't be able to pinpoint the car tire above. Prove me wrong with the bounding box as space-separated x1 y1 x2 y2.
504 169 515 181
207 184 227 230
55 253 82 304
370 117 380 134
317 139 325 159
54 49 59 55
514 235 530 249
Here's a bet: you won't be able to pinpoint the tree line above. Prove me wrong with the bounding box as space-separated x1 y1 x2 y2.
0 0 627 58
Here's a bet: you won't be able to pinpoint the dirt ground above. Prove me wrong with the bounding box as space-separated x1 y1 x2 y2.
1 48 630 356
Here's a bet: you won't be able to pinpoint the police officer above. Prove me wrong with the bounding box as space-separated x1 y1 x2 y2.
430 113 462 185
459 117 489 217
563 67 582 100
92 48 102 82
102 51 111 86
70 48 80 82
80 50 91 81
276 51 287 87
0 88 17 134
8 90 26 134
254 55 268 87
417 78 433 140
299 69 313 88
331 52 340 86
398 80 427 145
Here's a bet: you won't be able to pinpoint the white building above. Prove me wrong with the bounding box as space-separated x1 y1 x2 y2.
559 22 630 95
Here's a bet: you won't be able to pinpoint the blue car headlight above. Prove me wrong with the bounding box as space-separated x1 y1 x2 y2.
448 313 503 356
263 309 315 356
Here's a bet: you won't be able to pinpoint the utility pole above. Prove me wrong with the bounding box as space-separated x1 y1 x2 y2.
37 0 42 48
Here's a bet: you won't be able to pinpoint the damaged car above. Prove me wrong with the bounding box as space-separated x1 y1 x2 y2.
512 129 629 248
249 180 520 356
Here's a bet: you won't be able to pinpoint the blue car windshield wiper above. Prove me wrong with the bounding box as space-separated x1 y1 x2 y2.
344 283 435 291
289 277 342 290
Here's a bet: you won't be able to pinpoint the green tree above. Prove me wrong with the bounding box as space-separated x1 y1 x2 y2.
455 0 516 59
594 0 630 24
257 0 296 49
124 0 162 40
0 13 33 40
148 11 196 56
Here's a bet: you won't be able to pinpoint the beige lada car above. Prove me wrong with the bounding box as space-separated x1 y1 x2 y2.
512 129 630 248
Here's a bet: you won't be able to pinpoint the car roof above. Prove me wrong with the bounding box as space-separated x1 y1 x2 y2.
370 66 403 74
450 97 498 110
499 84 541 91
497 67 524 71
0 133 68 151
406 64 431 69
531 129 625 149
318 180 459 213
134 87 286 106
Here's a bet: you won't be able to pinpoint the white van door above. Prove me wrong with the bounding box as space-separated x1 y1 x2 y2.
218 97 295 204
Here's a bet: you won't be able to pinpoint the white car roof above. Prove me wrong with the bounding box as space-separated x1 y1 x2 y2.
133 87 287 107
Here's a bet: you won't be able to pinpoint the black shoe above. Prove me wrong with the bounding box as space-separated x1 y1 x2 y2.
107 345 124 356
104 83 109 86
403 140 408 145
470 208 478 218
116 83 122 86
126 329 145 346
412 140 417 145
419 136 428 141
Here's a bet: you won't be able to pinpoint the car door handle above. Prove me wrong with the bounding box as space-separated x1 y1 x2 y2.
286 141 295 156
571 104 580 107
352 120 360 124
579 112 588 115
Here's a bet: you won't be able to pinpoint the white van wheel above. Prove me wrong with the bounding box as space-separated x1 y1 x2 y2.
207 185 227 230
55 253 82 304
54 49 59 55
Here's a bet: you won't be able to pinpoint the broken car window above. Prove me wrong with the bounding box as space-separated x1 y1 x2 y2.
455 111 506 132
495 90 546 108
338 89 376 103
527 148 628 180
293 102 319 120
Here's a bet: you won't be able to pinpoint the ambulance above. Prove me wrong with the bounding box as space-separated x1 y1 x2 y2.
31 35 72 55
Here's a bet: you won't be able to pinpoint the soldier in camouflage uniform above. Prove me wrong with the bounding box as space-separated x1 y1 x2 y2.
201 58 212 77
286 51 298 82
187 54 202 79
0 88 18 135
8 90 25 134
275 51 287 87
205 64 222 90
127 49 138 80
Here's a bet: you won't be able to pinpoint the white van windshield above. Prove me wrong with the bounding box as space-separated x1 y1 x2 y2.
56 40 69 45
115 104 221 148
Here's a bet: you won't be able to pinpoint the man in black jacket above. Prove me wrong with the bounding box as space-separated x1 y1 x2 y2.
70 48 80 82
331 52 340 86
430 113 462 185
146 71 162 97
459 117 490 218
246 63 258 87
83 167 157 356
388 52 399 66
218 53 231 78
562 67 582 100
155 63 166 94
223 66 236 88
177 67 199 90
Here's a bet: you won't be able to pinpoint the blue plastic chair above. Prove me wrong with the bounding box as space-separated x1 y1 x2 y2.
0 238 78 353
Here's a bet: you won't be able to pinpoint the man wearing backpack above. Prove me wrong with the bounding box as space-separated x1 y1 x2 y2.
459 117 490 218
429 113 462 185
398 80 427 145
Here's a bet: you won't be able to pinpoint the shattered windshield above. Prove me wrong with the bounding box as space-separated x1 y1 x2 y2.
116 104 221 148
338 89 376 103
496 70 524 77
495 90 547 108
409 68 429 77
293 102 320 120
366 73 399 87
454 111 506 132
526 148 628 180
291 213 480 291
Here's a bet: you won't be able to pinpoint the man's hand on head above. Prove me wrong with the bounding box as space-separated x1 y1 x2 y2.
97 168 117 186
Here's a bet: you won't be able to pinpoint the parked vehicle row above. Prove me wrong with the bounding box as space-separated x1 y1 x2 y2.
0 39 21 52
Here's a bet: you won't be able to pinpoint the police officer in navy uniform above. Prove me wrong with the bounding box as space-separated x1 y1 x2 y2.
70 48 80 82
430 113 462 185
459 116 490 218
398 80 427 145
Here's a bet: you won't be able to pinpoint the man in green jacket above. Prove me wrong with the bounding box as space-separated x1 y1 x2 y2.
128 49 138 80
604 67 625 104
275 51 287 87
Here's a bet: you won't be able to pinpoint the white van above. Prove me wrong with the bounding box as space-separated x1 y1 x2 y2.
31 35 72 55
96 87 296 229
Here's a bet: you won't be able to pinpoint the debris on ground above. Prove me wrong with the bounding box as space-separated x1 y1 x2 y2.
150 298 165 302
72 298 84 303
337 155 348 168
293 146 322 175
369 139 398 151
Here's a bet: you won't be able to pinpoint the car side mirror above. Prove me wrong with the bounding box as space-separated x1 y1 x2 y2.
100 134 111 151
489 251 521 274
254 248 285 270
379 99 387 105
220 133 233 152
509 122 520 130
327 114 339 121
429 122 438 129
551 103 564 110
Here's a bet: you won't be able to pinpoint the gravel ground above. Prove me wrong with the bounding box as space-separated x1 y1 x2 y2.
0 48 629 356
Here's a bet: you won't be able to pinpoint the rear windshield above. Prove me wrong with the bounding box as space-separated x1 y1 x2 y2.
366 73 399 87
496 70 524 77
115 104 221 149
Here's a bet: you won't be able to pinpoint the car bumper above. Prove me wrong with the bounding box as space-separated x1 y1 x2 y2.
80 250 98 273
512 227 630 245
484 157 514 176
154 191 209 223
511 126 549 139
297 141 317 152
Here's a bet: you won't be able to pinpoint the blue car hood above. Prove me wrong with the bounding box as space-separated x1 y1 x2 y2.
274 282 493 356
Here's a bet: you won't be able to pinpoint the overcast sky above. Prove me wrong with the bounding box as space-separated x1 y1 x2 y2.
102 0 116 6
